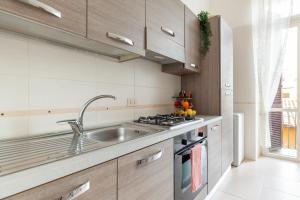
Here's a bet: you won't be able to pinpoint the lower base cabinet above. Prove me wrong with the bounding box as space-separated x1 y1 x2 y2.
118 139 174 200
5 160 117 200
207 120 222 192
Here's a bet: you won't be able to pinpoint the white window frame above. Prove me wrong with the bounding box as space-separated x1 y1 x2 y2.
292 14 300 162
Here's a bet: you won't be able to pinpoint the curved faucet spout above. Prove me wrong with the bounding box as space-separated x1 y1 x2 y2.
77 95 116 133
57 95 116 136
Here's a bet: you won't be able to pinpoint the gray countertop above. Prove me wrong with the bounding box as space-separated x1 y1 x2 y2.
0 115 222 199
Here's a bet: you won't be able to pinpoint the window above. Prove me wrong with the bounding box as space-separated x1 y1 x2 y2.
269 26 298 158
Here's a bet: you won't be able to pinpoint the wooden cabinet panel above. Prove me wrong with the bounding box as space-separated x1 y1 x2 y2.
161 6 201 75
221 18 233 173
118 139 174 200
0 0 86 36
5 160 117 200
207 121 222 192
184 6 201 73
146 0 185 62
87 0 145 56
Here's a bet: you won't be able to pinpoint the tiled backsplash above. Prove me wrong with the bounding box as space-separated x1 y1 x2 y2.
0 31 181 139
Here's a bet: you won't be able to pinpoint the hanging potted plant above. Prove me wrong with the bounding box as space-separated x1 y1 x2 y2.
197 11 212 56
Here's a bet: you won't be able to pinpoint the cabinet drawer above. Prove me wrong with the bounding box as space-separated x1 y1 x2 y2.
207 121 222 192
87 0 145 56
0 0 86 36
118 139 174 200
5 160 117 200
146 0 185 62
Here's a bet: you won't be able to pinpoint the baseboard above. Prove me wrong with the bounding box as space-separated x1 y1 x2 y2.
204 165 231 200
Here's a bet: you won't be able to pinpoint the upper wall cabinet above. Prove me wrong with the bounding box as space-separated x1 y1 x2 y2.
162 6 201 75
145 0 185 64
87 0 146 57
0 0 86 36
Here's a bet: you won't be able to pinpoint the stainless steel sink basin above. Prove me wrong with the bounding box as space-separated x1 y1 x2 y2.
85 125 151 143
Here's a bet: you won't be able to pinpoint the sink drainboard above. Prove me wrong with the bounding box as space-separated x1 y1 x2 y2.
0 134 100 176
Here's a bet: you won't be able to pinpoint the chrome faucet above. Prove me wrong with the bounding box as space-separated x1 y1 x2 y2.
57 95 116 135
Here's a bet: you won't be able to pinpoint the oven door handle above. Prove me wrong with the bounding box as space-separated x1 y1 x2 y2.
176 139 207 156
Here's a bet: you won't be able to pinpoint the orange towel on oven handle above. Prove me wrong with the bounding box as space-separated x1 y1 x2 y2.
191 143 202 192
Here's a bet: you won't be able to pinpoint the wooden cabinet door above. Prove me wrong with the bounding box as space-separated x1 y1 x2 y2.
5 160 117 200
0 0 86 36
118 139 174 200
184 6 201 73
207 121 222 192
146 0 185 62
87 0 145 56
221 18 233 174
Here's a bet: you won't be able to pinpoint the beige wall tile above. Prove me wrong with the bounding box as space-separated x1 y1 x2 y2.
0 31 29 76
0 117 29 139
0 75 29 111
28 40 98 82
29 78 97 109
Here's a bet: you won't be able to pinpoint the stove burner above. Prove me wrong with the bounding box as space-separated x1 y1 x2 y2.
135 114 195 126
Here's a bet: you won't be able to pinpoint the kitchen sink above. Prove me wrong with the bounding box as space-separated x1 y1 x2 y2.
85 125 152 143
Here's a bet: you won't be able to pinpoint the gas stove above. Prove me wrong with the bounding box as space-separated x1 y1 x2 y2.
134 114 197 127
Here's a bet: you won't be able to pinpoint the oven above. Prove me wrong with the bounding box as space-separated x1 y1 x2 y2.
174 127 208 200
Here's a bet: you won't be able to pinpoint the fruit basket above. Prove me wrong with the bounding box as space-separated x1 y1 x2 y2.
173 90 197 118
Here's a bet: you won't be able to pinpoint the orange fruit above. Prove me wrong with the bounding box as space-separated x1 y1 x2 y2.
182 101 189 109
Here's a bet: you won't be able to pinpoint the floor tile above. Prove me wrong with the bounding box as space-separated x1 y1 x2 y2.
211 191 244 200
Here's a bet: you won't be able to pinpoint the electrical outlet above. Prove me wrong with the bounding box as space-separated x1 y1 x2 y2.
127 98 136 107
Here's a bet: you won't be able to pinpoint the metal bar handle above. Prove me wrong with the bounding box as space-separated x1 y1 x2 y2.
211 125 220 131
59 181 90 200
137 150 163 167
56 119 77 124
161 26 175 37
106 32 134 46
17 0 61 18
190 64 198 68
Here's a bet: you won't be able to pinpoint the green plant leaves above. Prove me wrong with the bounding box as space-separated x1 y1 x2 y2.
197 11 212 56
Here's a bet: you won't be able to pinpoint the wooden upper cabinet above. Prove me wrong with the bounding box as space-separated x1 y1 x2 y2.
145 0 185 63
184 6 201 73
5 160 117 200
87 0 146 56
0 0 86 36
162 6 201 75
118 139 174 200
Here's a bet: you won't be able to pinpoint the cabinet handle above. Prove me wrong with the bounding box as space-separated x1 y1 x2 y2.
161 26 175 37
190 64 198 68
106 32 134 46
211 125 220 131
17 0 61 18
59 181 90 200
137 150 163 167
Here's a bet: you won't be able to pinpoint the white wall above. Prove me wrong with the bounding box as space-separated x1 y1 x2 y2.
181 0 210 15
0 31 180 139
210 0 260 160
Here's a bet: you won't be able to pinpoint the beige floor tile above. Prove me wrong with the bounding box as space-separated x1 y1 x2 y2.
211 191 244 200
259 187 300 200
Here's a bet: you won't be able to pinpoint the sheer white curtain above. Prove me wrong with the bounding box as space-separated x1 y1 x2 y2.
252 0 293 148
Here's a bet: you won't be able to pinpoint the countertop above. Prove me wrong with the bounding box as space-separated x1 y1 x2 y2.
0 115 222 199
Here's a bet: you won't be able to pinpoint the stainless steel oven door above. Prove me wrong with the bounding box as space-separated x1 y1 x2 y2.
174 139 207 200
